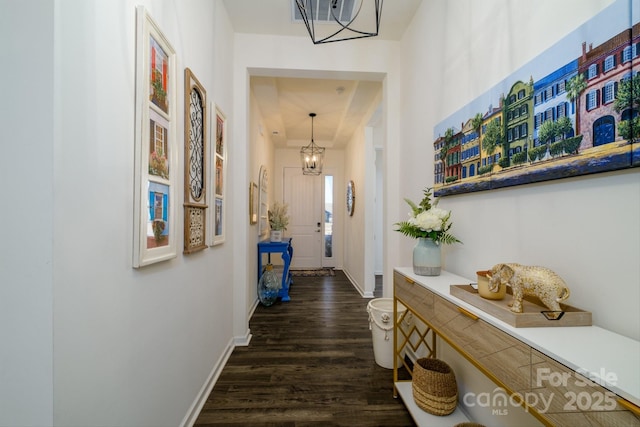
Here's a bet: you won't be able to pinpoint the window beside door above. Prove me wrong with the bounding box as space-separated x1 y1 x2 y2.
324 175 333 257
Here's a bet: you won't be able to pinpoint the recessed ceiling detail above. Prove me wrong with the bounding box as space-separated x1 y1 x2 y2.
251 76 382 150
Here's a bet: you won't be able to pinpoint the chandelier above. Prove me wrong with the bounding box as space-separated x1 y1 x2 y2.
300 113 325 175
294 0 383 45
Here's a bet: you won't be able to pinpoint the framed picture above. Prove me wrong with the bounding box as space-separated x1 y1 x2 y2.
258 165 269 240
250 182 258 225
433 2 638 197
133 6 177 267
210 105 227 245
215 197 223 237
183 67 208 254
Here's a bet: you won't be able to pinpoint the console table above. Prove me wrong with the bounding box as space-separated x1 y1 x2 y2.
393 267 640 426
258 238 293 302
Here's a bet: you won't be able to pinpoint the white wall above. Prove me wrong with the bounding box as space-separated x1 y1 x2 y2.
344 128 367 292
266 127 372 295
1 1 55 425
4 0 238 426
272 149 345 272
234 32 401 306
246 89 276 309
3 1 638 425
343 101 383 297
396 1 639 424
374 149 384 275
396 0 639 341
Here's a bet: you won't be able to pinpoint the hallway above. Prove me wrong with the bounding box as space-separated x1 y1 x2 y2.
194 271 414 426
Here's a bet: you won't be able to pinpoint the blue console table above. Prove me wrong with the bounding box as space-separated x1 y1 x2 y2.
257 238 293 302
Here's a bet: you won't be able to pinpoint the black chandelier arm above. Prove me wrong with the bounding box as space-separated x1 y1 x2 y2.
329 0 363 32
296 0 383 45
322 0 379 43
295 0 317 42
314 32 377 44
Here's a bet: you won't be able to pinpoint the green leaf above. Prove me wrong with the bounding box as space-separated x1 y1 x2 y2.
394 187 462 245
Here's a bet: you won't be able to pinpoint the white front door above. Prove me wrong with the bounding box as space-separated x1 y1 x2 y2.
284 167 322 268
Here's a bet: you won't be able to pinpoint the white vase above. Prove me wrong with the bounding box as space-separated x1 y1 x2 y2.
413 237 441 276
270 230 283 242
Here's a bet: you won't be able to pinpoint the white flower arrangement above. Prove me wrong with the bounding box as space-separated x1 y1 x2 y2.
395 188 461 245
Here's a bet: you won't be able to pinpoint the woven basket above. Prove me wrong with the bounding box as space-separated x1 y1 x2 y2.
412 358 458 416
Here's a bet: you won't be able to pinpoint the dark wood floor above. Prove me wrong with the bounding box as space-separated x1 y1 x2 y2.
194 270 415 426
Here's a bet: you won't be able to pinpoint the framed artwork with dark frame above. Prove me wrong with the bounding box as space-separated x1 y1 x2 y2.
210 105 227 245
132 6 177 267
183 68 208 254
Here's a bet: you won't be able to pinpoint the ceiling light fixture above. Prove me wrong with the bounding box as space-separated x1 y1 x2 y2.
300 113 325 175
294 0 383 45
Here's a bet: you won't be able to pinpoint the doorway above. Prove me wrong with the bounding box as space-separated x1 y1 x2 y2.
284 167 335 269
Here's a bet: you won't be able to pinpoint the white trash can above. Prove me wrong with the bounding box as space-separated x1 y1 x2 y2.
367 298 407 369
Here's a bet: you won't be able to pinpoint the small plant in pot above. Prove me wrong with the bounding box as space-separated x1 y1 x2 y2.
268 201 289 242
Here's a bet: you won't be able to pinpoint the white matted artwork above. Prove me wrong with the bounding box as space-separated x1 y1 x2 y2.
132 6 178 268
210 104 227 245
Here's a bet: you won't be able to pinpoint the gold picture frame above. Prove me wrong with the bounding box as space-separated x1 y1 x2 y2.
250 182 258 225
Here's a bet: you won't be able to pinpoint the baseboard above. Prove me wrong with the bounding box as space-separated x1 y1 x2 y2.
248 297 260 320
234 328 252 347
341 268 365 296
180 336 236 427
342 269 375 298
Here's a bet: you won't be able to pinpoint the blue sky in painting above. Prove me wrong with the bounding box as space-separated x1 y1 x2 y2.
433 0 637 139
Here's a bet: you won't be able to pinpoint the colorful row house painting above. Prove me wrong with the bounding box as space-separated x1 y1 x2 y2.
150 35 169 114
133 6 177 267
148 182 170 249
145 34 172 250
434 1 639 197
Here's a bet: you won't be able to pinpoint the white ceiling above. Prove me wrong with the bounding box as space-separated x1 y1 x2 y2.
223 0 422 148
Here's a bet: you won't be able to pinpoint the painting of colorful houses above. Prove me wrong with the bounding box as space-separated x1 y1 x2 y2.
149 34 169 115
434 0 639 197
